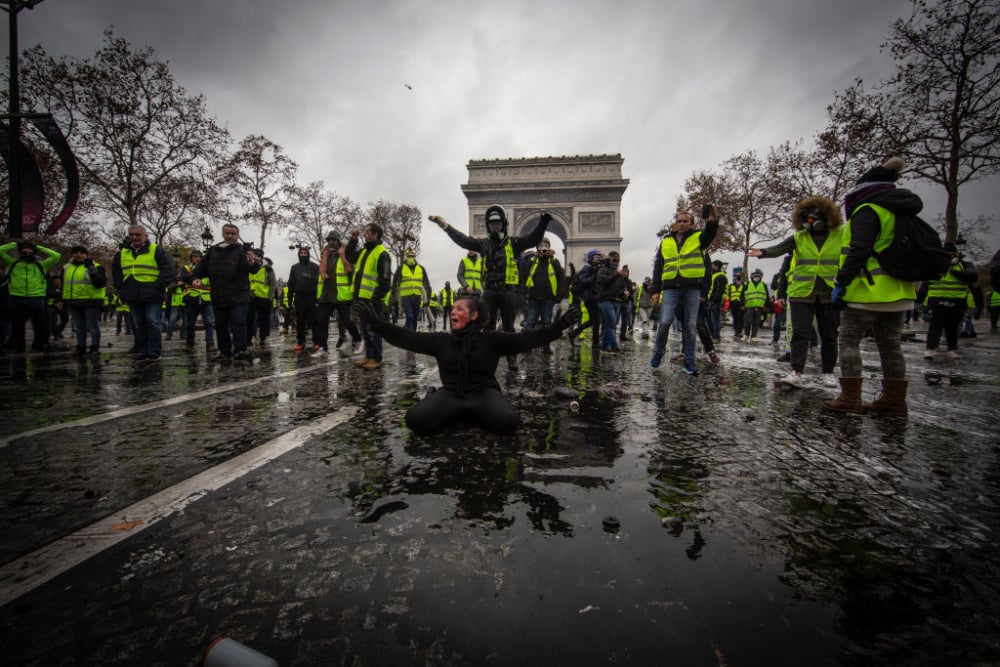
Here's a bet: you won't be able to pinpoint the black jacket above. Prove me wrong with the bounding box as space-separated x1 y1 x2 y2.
442 220 549 292
192 242 260 307
836 188 923 287
368 317 566 398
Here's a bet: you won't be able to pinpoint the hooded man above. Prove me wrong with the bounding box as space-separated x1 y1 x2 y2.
0 239 62 353
430 205 552 370
286 246 320 353
824 157 922 416
750 196 845 388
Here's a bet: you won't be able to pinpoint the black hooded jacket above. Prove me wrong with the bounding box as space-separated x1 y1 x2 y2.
442 207 550 292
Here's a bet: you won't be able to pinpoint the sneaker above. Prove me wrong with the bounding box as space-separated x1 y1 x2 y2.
947 349 962 359
923 349 936 359
141 354 161 364
650 351 664 368
681 366 698 376
212 353 233 362
670 353 685 363
707 351 720 364
779 371 805 388
351 341 363 356
311 347 327 357
820 373 838 388
293 344 305 354
234 350 252 361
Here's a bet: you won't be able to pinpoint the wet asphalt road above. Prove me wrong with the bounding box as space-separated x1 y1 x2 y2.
0 319 998 666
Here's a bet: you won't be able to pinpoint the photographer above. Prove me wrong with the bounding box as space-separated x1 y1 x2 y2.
191 223 261 361
568 249 604 347
521 236 565 354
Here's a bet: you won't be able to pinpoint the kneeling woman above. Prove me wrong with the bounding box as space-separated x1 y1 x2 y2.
353 296 578 435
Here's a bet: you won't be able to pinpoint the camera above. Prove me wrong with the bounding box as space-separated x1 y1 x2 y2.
242 242 254 252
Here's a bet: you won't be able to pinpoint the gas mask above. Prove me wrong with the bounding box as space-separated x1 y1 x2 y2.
802 210 827 233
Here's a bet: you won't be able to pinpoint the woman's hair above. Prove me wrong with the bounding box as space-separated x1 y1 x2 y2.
454 294 484 321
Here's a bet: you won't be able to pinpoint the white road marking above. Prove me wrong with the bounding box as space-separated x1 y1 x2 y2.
0 406 358 608
0 361 338 449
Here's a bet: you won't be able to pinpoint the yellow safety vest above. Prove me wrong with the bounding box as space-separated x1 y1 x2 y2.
399 263 425 297
439 288 454 307
62 261 106 301
355 244 387 301
787 227 845 298
249 267 271 299
525 257 558 295
743 281 768 309
659 232 705 281
461 256 483 292
841 203 917 304
926 262 970 300
182 265 212 303
118 243 161 283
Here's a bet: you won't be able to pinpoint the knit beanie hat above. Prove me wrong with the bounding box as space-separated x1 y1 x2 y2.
855 157 905 186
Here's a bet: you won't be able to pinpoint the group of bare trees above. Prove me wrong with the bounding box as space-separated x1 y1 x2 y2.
1 30 422 264
681 0 999 266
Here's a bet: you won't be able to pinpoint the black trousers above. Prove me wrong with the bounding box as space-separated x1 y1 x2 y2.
293 293 317 345
405 387 520 435
789 298 838 373
926 300 964 351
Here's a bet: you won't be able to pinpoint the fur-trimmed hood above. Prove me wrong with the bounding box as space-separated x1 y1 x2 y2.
791 196 843 231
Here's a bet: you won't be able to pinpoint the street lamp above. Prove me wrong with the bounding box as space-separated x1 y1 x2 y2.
2 0 46 238
201 226 214 248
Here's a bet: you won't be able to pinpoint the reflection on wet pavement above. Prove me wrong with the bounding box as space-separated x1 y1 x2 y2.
0 325 998 665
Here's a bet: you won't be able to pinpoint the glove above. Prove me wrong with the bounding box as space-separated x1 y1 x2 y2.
950 256 961 265
831 284 846 309
428 215 448 230
352 299 378 322
557 307 582 331
539 212 553 226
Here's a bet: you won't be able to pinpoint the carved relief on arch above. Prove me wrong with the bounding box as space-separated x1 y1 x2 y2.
579 211 616 231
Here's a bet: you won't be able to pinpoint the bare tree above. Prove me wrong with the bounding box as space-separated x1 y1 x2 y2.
365 199 421 266
683 151 786 272
286 182 363 255
828 0 1000 242
16 31 230 241
217 134 298 251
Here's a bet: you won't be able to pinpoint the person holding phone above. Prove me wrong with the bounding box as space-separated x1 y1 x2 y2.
190 223 261 361
649 205 720 375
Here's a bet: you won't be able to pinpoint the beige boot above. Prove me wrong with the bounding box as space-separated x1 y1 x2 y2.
863 379 908 417
823 377 864 413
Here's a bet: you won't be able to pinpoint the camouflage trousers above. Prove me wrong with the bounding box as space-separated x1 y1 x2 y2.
837 308 906 379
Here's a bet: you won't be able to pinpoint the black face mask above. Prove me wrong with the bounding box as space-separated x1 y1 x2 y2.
804 218 827 233
298 255 310 264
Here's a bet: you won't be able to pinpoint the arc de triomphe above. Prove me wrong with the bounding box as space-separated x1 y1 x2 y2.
460 154 629 269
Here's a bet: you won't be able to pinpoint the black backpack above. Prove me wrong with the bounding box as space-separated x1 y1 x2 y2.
867 212 950 283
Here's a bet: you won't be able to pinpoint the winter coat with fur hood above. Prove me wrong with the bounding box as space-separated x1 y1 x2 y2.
754 196 844 303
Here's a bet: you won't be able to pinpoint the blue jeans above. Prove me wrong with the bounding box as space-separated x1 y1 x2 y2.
653 288 700 372
360 314 382 361
525 298 554 329
707 302 722 339
214 301 249 356
68 303 102 349
600 301 621 350
129 300 164 357
401 296 421 331
185 301 215 343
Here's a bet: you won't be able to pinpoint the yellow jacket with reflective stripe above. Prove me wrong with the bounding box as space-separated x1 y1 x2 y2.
659 232 705 282
841 203 916 304
787 227 845 298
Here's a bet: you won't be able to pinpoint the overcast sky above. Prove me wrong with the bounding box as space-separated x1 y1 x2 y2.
15 0 999 280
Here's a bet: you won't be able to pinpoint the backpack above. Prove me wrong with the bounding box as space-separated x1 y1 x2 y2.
868 212 950 283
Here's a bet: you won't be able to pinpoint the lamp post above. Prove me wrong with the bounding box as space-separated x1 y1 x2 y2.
1 0 44 239
201 226 214 249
